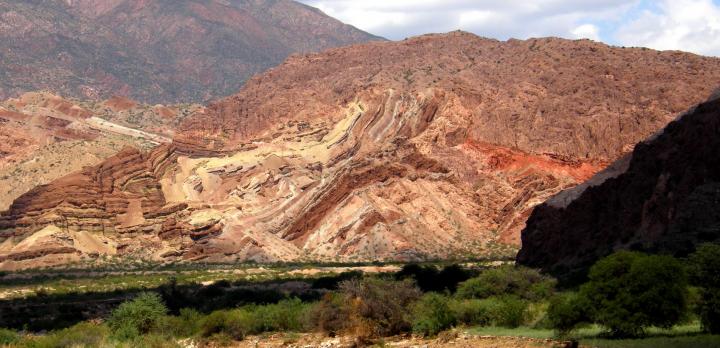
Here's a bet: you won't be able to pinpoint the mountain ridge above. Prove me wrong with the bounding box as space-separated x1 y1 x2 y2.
0 0 381 103
3 32 720 270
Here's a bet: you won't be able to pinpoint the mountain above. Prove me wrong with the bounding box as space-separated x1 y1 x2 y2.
0 91 203 211
3 32 720 270
517 92 720 281
0 0 381 103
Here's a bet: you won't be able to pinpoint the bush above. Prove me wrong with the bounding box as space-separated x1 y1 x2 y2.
107 292 168 340
156 308 203 338
456 265 556 301
450 299 492 327
689 243 720 333
340 278 422 337
580 251 688 337
29 322 110 348
0 328 20 346
243 298 314 333
450 296 528 328
412 293 456 336
312 292 350 335
547 293 591 336
200 310 250 341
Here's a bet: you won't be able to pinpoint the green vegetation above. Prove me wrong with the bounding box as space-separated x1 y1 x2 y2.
456 265 556 301
107 292 168 340
688 243 720 334
2 249 720 346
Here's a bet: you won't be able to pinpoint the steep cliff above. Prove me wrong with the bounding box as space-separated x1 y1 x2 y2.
518 93 720 281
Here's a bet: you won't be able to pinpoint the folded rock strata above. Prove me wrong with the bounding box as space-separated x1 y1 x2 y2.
3 32 720 269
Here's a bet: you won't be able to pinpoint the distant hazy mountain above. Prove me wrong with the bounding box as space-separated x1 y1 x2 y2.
0 0 382 103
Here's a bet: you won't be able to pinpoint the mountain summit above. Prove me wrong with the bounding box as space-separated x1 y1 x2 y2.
0 0 381 103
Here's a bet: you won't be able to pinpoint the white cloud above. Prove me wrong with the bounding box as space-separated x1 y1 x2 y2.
298 0 720 56
615 0 720 56
571 24 601 41
299 0 632 41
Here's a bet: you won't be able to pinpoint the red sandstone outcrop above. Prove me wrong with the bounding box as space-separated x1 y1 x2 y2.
517 93 720 281
4 32 720 269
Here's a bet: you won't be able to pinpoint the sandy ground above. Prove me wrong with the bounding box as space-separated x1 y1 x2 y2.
190 332 576 348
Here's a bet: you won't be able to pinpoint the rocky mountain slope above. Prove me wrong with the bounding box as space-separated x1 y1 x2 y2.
0 0 380 103
517 92 720 280
3 32 720 270
0 91 203 211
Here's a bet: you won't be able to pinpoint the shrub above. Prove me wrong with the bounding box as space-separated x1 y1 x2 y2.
312 292 351 335
689 243 720 334
456 265 556 301
200 310 250 340
580 251 688 337
450 296 528 328
547 293 591 336
29 322 110 348
340 278 422 337
450 299 492 327
156 308 203 338
128 333 182 348
0 328 20 346
107 292 168 340
484 296 528 328
412 293 456 336
243 298 314 333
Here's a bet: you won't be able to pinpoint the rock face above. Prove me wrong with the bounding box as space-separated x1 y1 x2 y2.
0 91 202 211
517 94 720 281
0 0 381 103
4 32 720 269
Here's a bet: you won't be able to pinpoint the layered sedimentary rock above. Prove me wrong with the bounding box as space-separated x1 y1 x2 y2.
518 94 720 280
4 32 720 269
0 0 381 103
0 91 202 210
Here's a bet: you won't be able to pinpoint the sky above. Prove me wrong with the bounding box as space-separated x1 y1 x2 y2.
298 0 720 57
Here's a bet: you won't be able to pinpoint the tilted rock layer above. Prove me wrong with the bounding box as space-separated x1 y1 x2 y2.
0 91 202 210
0 0 381 103
3 32 720 269
518 94 720 280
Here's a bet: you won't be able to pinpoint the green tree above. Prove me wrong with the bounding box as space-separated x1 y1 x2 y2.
688 243 720 333
107 292 168 340
547 292 591 336
456 265 556 301
412 293 456 336
580 251 688 337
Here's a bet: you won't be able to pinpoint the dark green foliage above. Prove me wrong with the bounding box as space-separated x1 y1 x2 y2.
340 277 422 336
689 243 720 333
547 293 591 336
412 293 456 336
580 251 688 337
312 271 363 290
0 328 19 345
107 292 168 340
456 265 556 301
395 264 473 293
449 296 528 328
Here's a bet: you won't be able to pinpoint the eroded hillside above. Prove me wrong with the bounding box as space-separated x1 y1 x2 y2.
3 32 720 269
